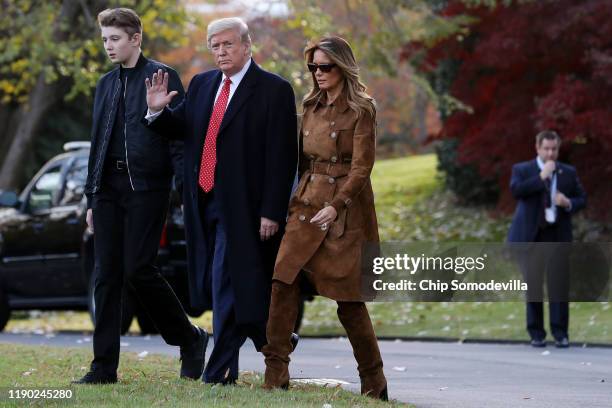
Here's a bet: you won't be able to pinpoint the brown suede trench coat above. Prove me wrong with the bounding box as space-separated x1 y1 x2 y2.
273 91 379 301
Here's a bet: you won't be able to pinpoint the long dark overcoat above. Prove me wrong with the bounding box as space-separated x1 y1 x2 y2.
147 60 297 324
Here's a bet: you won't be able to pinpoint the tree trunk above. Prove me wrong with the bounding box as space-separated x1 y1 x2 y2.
0 0 84 190
412 86 429 145
0 77 62 189
0 104 17 164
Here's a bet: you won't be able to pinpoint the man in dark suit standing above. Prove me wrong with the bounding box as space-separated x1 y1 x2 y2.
144 17 297 384
508 130 586 348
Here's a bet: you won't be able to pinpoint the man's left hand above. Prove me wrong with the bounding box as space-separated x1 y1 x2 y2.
555 192 571 209
260 217 279 241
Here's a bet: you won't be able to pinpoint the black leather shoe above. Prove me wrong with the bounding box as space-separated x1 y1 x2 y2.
72 370 117 384
530 339 546 348
180 327 209 379
555 338 570 348
290 333 299 351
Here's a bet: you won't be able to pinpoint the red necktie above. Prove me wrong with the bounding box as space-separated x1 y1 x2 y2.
199 77 232 192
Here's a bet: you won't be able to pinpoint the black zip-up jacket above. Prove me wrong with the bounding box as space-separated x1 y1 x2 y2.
85 53 185 208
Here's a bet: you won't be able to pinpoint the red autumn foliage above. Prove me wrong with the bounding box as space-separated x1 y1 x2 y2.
408 0 612 220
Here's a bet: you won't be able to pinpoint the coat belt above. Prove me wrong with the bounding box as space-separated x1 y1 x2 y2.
309 160 351 177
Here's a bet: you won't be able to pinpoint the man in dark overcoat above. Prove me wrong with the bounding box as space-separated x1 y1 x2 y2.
144 16 297 383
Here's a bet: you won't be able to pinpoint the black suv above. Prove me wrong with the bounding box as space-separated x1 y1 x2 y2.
0 142 200 334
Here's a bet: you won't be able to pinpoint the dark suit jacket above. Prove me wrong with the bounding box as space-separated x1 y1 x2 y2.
507 159 586 242
146 60 298 324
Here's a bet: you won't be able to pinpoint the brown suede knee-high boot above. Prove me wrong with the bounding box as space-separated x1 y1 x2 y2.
262 279 300 389
337 302 388 400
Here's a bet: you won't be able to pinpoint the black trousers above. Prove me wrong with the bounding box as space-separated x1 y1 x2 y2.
525 225 570 341
91 165 197 374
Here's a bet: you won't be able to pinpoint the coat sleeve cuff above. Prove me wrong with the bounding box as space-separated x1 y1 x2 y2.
330 197 346 213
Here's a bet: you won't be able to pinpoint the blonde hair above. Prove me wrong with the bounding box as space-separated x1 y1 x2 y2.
303 36 375 117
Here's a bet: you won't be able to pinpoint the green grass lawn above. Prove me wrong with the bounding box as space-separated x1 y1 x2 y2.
4 153 611 343
300 299 612 343
0 343 408 407
372 154 509 242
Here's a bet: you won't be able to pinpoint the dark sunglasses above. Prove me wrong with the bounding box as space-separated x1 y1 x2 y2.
307 63 337 73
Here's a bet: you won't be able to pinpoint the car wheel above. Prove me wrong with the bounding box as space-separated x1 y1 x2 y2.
88 277 134 335
0 287 10 332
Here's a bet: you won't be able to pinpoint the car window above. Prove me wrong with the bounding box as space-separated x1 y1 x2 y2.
27 163 63 212
59 157 88 206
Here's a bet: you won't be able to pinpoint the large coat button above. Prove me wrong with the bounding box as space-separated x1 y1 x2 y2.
304 130 310 136
303 198 310 205
310 174 316 181
298 214 306 221
331 156 337 163
328 177 335 184
330 131 337 139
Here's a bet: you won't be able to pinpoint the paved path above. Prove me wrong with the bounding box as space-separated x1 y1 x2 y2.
1 332 610 407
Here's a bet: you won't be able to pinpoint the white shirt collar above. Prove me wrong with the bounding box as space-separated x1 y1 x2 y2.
536 156 545 170
222 58 251 86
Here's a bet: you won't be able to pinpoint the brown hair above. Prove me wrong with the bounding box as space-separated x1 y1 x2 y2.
97 8 142 38
536 130 561 146
303 36 375 117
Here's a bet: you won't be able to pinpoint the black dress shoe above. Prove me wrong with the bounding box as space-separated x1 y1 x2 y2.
290 333 299 351
555 338 570 348
530 339 546 348
180 326 209 379
72 370 117 384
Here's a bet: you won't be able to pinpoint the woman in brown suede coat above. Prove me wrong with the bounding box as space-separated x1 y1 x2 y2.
262 36 387 400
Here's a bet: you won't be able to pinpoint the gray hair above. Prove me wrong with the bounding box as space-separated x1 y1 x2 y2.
207 17 251 49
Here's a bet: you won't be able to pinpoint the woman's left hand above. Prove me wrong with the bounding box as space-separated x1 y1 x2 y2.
310 206 338 228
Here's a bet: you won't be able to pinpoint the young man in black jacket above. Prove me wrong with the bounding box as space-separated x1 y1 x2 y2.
77 8 207 384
